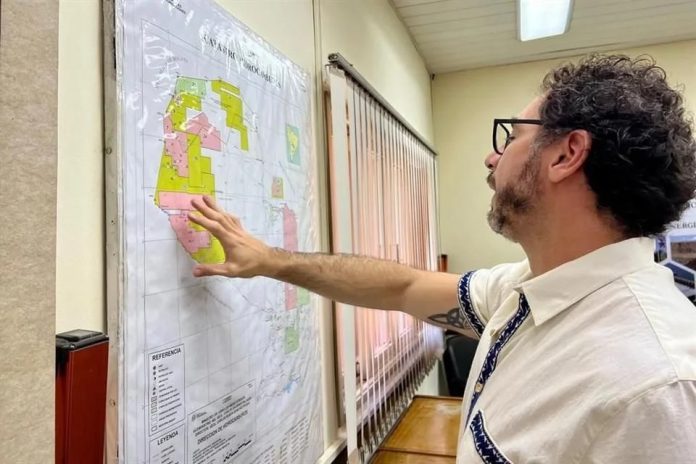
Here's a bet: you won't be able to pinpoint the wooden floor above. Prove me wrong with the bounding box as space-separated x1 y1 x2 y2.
371 450 456 463
370 395 461 463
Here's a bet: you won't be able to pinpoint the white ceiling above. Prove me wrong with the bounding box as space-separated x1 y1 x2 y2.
391 0 696 74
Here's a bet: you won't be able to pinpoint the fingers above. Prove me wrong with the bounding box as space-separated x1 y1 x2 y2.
202 195 225 213
187 210 224 236
192 196 242 228
193 263 232 277
192 196 225 223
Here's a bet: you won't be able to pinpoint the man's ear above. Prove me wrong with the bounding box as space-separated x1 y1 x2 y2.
548 130 592 183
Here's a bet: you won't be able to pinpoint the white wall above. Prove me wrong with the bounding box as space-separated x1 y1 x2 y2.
321 0 434 142
433 40 696 273
57 0 105 333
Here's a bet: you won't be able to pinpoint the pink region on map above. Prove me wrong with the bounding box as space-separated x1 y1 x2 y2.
158 191 205 210
283 205 298 252
283 205 299 310
169 213 211 253
164 115 174 134
185 113 222 151
285 284 297 311
163 116 189 176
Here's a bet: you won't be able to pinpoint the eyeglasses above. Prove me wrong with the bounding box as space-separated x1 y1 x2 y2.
493 118 543 155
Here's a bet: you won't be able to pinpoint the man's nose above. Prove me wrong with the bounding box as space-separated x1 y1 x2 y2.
484 150 501 170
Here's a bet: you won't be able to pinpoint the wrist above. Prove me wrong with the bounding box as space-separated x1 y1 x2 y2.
259 246 290 278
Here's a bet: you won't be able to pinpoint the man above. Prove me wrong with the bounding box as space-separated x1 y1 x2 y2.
189 55 696 462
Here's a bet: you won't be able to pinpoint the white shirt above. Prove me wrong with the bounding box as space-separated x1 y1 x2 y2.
455 237 696 463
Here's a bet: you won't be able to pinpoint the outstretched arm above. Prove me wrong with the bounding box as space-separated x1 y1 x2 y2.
188 196 463 324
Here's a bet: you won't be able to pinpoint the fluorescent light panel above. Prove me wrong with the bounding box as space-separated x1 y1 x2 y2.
518 0 573 42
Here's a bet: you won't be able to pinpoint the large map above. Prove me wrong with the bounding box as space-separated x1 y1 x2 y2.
116 1 322 462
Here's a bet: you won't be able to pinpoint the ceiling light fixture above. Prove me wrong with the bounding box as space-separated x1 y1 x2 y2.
517 0 574 42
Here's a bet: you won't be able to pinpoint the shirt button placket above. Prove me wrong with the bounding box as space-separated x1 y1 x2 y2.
466 293 531 423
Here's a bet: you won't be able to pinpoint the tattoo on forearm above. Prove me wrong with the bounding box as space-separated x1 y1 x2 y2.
428 307 465 330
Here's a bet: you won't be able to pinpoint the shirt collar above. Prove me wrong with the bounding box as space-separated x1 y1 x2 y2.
514 237 656 326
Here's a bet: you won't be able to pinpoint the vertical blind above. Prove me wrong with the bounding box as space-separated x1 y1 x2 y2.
325 60 442 463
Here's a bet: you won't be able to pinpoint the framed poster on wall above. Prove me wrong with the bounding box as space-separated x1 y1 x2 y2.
656 199 696 304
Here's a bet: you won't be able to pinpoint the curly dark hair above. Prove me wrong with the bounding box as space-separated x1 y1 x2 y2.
538 54 696 237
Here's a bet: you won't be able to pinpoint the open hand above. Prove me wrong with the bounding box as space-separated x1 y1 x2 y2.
188 196 273 278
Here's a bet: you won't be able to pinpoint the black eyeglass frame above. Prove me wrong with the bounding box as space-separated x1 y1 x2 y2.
493 118 543 155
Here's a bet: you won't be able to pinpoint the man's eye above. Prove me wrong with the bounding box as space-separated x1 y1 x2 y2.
505 135 516 146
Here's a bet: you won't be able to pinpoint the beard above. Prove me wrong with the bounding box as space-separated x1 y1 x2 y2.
487 151 541 239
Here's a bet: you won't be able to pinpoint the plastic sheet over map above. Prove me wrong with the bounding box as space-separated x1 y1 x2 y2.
115 1 322 462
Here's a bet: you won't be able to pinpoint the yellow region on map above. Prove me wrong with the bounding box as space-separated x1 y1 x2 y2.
212 79 249 151
154 77 249 264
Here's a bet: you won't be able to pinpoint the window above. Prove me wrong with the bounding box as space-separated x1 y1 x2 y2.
326 59 442 462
